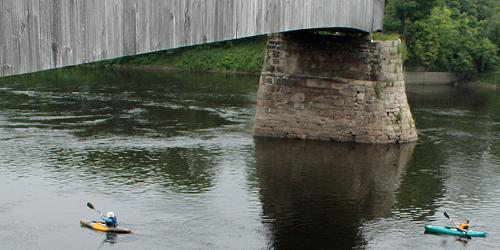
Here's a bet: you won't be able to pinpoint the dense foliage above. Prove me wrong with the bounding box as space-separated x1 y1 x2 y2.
95 37 266 73
384 0 499 77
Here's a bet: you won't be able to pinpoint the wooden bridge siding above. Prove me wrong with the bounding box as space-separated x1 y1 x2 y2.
0 0 384 77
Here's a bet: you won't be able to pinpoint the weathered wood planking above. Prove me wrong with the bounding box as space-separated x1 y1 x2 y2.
0 0 385 77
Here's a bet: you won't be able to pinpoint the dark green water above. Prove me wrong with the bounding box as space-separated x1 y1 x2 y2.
0 68 499 249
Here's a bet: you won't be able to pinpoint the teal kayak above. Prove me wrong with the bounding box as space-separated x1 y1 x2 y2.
425 225 487 237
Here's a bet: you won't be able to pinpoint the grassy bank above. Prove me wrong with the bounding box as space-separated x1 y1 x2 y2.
372 32 400 41
93 36 267 74
477 70 500 86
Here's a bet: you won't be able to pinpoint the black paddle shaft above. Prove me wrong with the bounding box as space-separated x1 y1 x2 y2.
87 202 103 215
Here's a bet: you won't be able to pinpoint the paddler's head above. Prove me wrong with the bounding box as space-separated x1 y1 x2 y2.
107 211 116 218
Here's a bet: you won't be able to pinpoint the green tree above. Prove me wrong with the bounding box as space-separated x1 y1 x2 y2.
407 8 459 70
384 0 439 34
407 7 498 76
385 0 499 77
484 3 500 49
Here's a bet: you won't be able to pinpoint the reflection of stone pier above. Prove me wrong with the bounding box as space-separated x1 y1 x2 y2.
255 138 415 249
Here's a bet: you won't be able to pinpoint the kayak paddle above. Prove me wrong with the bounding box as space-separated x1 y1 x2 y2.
444 212 471 239
87 202 103 216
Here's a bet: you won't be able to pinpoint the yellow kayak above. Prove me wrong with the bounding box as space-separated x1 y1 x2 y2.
80 219 131 234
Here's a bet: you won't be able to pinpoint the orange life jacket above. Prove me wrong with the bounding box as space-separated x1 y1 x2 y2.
459 223 469 230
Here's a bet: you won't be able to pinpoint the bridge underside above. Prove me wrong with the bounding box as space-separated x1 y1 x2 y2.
0 0 384 77
254 32 418 143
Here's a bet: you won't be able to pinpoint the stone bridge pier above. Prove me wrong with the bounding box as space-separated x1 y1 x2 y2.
254 32 418 144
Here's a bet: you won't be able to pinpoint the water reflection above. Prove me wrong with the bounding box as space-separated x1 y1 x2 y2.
396 84 500 221
78 148 218 193
255 138 415 249
0 68 258 138
103 233 118 244
0 68 258 194
392 140 447 221
93 233 119 250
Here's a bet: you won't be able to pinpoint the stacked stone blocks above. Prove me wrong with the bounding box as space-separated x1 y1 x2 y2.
254 32 418 143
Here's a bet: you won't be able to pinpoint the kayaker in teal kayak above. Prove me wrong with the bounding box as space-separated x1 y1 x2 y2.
424 213 486 238
100 211 118 227
457 219 470 232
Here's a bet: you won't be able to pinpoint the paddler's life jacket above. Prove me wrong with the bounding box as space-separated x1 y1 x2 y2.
101 215 118 227
459 223 469 230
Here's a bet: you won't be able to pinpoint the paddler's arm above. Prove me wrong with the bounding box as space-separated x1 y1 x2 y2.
100 215 113 223
457 224 469 232
101 214 113 223
453 222 463 231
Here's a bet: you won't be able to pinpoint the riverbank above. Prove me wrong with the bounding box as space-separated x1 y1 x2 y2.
91 36 266 74
477 71 500 86
89 34 498 86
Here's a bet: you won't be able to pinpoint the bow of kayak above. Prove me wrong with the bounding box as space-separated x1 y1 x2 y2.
424 225 486 237
80 219 132 234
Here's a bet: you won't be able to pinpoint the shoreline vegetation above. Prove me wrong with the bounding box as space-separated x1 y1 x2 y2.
88 33 497 86
92 33 409 74
384 0 499 84
89 36 267 75
477 71 500 87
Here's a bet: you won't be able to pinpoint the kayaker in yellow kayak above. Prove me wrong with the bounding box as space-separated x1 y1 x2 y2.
83 202 131 233
100 211 118 227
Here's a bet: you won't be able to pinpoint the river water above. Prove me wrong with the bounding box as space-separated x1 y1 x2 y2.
0 68 499 249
